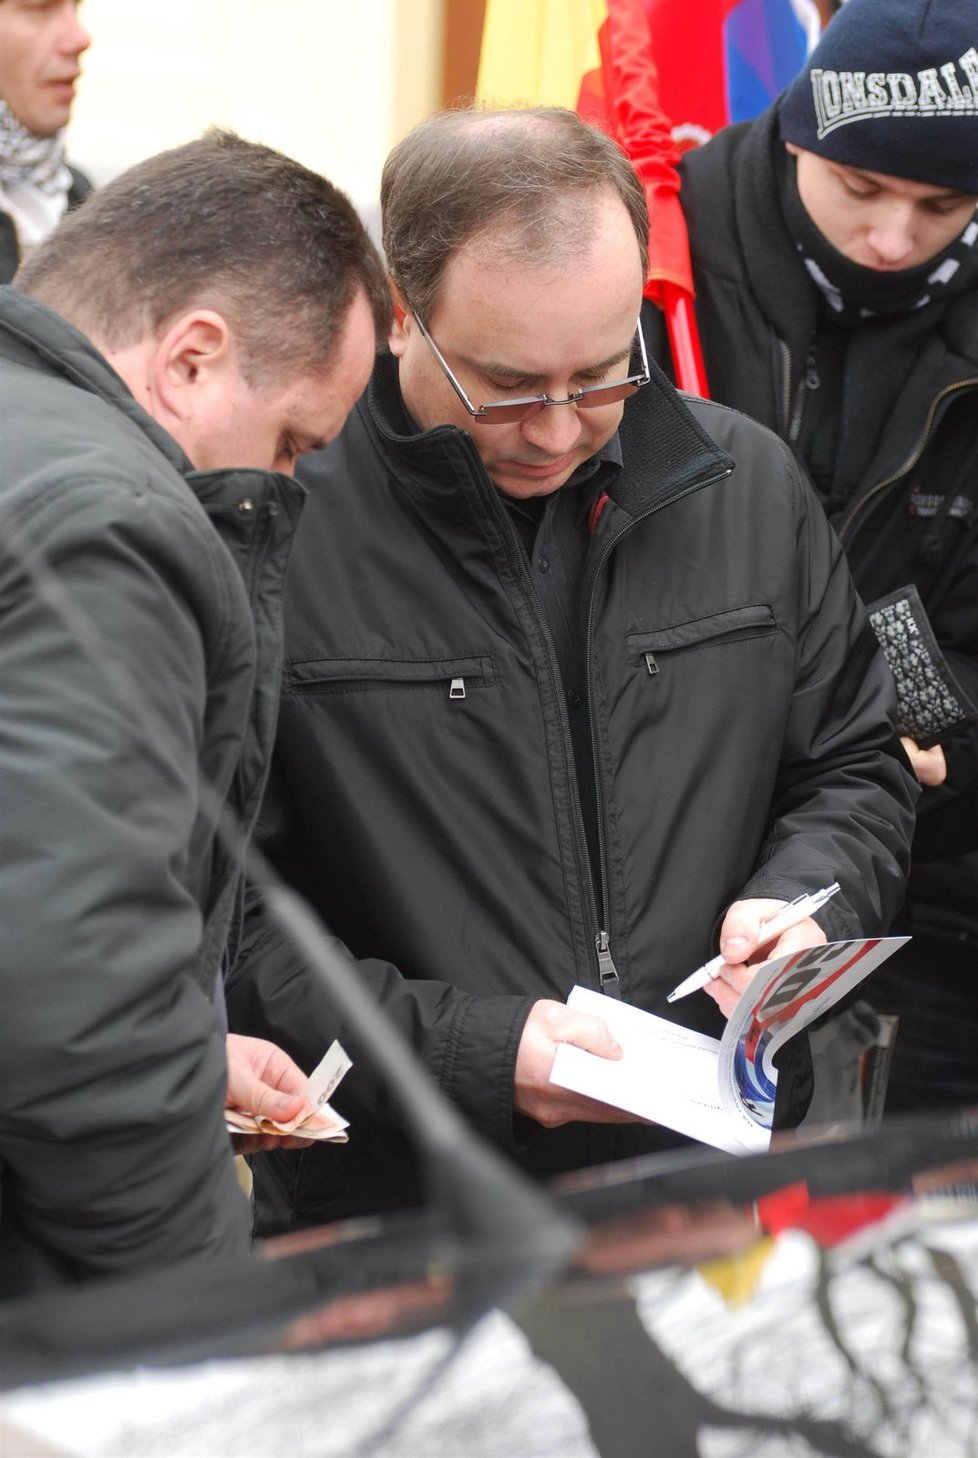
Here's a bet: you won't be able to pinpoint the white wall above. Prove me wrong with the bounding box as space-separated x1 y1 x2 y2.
68 0 443 221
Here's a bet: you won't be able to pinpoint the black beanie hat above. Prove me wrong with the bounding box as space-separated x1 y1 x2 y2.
779 0 978 193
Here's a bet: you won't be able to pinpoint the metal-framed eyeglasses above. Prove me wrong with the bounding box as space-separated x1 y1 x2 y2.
410 309 651 425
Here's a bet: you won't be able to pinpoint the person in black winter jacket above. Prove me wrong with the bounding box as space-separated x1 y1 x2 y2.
0 131 388 1296
0 0 92 283
228 105 917 1236
643 0 978 1115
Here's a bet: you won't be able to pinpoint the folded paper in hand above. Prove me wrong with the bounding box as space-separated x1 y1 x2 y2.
226 1040 351 1143
550 937 908 1155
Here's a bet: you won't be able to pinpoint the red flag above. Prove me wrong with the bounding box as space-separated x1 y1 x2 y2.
576 0 709 394
478 1 818 395
639 0 742 144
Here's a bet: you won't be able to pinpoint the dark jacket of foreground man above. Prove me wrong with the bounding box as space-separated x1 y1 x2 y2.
0 287 303 1295
229 351 916 1234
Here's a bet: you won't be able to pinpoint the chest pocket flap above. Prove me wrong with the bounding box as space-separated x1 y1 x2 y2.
628 604 777 674
287 654 496 694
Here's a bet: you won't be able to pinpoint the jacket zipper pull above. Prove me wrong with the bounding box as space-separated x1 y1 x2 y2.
449 676 466 700
595 930 621 996
788 354 818 444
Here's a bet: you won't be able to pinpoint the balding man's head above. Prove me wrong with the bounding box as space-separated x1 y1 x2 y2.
381 107 649 326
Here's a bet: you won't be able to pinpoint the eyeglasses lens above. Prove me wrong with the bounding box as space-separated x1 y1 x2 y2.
479 379 643 424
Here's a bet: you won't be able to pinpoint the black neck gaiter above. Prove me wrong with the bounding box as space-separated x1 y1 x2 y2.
779 157 978 325
774 148 978 498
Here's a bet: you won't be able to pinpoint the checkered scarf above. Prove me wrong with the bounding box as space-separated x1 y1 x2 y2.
0 100 69 195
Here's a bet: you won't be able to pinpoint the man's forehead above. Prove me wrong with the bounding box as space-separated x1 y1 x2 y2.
425 222 642 373
457 192 613 271
438 201 642 302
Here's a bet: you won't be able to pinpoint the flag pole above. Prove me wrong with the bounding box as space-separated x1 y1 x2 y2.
659 281 709 398
595 0 710 397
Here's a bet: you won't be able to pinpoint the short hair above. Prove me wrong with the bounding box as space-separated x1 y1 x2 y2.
16 129 391 382
381 106 649 324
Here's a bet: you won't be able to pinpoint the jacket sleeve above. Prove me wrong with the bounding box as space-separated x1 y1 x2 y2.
910 549 978 858
738 448 919 940
226 880 535 1155
0 480 249 1291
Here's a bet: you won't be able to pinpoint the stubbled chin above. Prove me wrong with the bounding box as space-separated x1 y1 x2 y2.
494 466 578 498
499 478 570 499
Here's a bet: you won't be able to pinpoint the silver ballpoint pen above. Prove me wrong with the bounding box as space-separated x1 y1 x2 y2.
666 882 842 1003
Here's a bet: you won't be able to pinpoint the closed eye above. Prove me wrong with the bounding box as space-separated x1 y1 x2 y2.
484 358 631 395
925 196 975 216
578 360 629 384
841 178 878 201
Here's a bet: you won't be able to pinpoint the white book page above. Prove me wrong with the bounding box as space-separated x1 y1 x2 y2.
549 986 767 1155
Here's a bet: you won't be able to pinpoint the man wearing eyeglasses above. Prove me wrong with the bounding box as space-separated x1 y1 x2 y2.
228 106 916 1234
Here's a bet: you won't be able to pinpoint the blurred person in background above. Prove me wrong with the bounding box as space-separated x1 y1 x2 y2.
0 0 92 282
644 0 978 1114
0 129 389 1296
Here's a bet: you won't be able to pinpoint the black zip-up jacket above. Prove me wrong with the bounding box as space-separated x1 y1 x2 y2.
645 108 978 943
0 288 305 1294
228 352 916 1233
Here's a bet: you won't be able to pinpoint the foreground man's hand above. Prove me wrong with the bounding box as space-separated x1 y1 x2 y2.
703 899 828 1019
901 735 947 787
225 1033 317 1152
514 999 627 1128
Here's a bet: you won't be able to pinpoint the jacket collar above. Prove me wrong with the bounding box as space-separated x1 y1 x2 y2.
1 286 194 473
363 349 732 518
0 286 305 517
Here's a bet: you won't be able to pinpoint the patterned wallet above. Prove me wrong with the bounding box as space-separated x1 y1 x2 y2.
867 583 978 749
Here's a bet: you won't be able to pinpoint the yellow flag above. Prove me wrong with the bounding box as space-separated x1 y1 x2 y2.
476 0 608 110
697 1237 777 1308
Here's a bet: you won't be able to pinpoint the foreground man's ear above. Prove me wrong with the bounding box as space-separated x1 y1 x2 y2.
151 310 235 422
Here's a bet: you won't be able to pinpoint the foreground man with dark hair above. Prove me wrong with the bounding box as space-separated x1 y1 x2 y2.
0 129 389 1295
230 106 917 1234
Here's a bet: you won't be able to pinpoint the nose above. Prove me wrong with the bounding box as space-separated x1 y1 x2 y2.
59 5 92 59
519 399 584 458
865 202 917 267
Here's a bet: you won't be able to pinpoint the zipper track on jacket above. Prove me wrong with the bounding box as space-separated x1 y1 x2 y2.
583 465 733 982
469 442 731 996
778 339 792 439
837 378 978 544
778 332 978 546
481 478 603 984
228 494 279 957
228 493 279 605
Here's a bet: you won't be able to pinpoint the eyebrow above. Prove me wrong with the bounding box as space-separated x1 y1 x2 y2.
461 341 634 385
